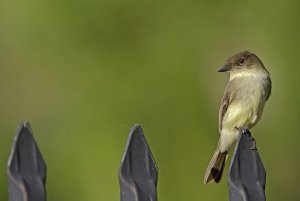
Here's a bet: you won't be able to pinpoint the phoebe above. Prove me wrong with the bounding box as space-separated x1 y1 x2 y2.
204 51 272 184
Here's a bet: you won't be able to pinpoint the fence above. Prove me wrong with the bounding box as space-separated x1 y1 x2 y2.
5 122 266 201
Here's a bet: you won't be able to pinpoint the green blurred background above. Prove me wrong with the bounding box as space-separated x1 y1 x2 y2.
0 0 299 200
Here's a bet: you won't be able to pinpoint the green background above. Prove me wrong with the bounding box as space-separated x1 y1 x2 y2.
0 0 299 200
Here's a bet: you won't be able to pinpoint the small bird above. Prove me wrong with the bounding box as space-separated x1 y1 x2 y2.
204 51 272 184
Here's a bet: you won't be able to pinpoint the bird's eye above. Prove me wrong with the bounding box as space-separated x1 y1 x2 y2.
237 57 245 65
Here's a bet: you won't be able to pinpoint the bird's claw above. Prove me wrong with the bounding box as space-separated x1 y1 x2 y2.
241 128 249 135
235 126 257 150
249 140 257 150
235 126 249 135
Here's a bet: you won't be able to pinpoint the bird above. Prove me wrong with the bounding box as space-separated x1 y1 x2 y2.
204 50 272 184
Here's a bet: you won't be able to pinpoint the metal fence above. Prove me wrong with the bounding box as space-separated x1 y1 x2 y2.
7 122 46 201
5 122 266 201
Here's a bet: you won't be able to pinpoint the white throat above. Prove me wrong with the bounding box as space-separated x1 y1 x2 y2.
229 69 268 81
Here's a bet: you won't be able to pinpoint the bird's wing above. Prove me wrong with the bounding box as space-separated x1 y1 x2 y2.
266 76 272 101
218 83 233 132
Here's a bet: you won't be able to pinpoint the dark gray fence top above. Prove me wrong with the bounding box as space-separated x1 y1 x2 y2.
4 122 266 201
7 122 46 201
228 130 266 201
118 124 158 201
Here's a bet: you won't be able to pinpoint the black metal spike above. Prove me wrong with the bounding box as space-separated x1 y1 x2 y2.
7 121 47 201
119 124 158 201
228 130 266 201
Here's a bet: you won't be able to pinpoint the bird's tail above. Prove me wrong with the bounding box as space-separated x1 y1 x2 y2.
204 149 228 184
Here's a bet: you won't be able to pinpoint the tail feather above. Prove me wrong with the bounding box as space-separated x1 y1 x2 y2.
204 150 228 184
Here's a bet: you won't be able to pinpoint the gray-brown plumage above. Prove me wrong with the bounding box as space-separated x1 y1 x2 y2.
204 51 271 184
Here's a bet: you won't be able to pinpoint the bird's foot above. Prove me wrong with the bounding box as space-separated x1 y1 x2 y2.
235 126 257 150
235 126 250 135
249 140 257 150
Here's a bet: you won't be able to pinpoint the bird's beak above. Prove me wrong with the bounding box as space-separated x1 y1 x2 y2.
218 64 230 72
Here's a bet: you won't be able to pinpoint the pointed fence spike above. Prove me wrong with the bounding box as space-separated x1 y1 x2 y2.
119 124 158 201
228 130 266 201
7 121 47 201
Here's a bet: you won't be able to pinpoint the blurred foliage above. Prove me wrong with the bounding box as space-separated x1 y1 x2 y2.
0 0 300 200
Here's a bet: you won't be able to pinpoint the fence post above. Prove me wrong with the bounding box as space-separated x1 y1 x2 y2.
118 124 158 201
228 130 266 201
7 122 47 201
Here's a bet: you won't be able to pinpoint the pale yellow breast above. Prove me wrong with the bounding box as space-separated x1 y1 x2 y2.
218 69 270 152
222 71 269 131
